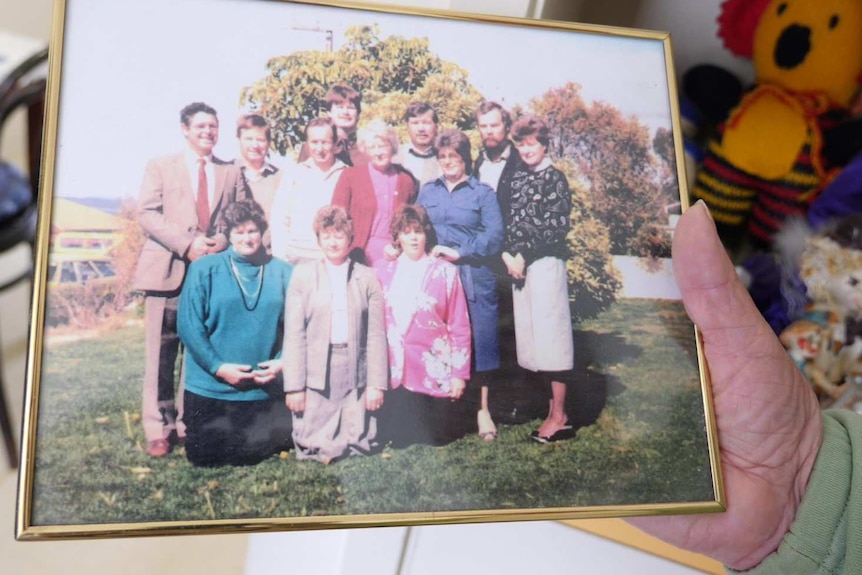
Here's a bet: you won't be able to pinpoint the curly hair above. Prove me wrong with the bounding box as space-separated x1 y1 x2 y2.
313 205 354 241
389 204 437 250
224 199 268 234
511 115 551 148
357 119 400 156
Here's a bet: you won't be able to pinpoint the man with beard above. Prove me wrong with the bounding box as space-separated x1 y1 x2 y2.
394 101 441 187
474 101 522 215
473 101 527 423
134 102 247 457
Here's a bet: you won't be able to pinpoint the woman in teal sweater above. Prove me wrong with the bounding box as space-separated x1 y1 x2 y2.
178 199 294 466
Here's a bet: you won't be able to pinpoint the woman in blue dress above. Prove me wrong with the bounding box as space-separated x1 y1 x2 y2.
417 128 504 440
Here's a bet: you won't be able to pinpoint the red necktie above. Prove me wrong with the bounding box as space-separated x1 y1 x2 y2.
196 157 210 234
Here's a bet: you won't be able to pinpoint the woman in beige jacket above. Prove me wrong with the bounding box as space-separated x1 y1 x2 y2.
283 205 388 463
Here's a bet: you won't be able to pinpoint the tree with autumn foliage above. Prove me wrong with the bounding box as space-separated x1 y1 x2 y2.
240 25 483 155
555 159 622 319
529 82 673 256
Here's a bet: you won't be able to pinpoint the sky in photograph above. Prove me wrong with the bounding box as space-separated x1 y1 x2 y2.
52 0 674 200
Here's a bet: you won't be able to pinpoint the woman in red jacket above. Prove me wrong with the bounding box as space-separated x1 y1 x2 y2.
331 119 417 265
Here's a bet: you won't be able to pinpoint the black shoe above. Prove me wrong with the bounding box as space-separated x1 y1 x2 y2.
530 425 576 444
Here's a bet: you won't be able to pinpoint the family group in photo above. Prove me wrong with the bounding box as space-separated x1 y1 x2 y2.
134 84 577 467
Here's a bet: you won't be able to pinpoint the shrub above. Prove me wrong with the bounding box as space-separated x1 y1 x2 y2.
558 159 622 321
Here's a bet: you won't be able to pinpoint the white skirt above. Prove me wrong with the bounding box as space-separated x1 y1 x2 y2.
512 256 574 372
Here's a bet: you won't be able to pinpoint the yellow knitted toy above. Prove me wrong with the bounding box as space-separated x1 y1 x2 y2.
693 0 862 246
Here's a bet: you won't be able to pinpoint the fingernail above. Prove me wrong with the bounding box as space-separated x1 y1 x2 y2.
694 199 713 221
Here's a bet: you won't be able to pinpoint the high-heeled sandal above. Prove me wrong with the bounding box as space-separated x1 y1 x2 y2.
477 409 497 441
530 425 576 444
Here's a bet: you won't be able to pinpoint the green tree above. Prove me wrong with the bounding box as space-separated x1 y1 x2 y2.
557 159 622 320
530 83 671 256
240 25 483 155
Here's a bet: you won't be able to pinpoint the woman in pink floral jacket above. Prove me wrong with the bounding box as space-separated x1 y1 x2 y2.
375 205 472 446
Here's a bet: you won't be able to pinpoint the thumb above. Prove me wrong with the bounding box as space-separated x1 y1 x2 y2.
672 201 769 336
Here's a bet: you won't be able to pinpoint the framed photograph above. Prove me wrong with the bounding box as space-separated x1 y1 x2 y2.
17 0 722 540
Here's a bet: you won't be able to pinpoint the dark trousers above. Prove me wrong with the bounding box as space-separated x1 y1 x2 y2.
380 387 471 448
184 391 293 467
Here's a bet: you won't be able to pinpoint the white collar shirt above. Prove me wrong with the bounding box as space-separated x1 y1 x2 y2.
325 259 350 345
477 143 512 193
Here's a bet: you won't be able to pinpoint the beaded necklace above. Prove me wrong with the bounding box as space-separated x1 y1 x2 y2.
229 257 264 311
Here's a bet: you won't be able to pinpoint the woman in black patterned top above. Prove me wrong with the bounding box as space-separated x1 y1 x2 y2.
502 115 576 444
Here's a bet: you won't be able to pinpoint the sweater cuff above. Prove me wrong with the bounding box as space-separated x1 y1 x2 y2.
730 410 853 574
206 358 224 377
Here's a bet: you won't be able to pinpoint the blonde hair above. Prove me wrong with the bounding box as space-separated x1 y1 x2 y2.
357 119 399 156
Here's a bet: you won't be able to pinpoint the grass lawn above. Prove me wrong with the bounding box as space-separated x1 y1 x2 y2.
29 298 714 526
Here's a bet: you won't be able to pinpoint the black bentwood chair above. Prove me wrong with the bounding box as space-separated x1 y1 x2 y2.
0 46 48 469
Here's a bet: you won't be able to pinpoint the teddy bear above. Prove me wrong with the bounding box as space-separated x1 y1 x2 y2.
778 214 862 403
691 0 862 250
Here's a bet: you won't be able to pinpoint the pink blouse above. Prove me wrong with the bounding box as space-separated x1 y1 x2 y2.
375 255 471 397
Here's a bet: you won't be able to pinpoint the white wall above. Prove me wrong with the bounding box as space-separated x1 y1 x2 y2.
633 0 754 82
613 256 681 300
454 0 536 18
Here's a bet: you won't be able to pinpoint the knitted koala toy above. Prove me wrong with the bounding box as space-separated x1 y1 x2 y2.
692 0 862 248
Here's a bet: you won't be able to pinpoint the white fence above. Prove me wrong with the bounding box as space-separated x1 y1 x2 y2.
611 255 681 300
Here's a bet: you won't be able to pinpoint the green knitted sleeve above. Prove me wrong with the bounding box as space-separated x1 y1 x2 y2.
729 409 862 574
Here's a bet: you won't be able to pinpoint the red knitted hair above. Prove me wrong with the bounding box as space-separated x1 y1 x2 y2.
717 0 774 58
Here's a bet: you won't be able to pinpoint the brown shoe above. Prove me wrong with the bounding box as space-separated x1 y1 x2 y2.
146 438 171 457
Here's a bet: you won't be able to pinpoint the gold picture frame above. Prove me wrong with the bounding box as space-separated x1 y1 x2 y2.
17 0 722 540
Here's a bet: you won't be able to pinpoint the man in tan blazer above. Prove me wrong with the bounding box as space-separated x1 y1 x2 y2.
134 101 248 457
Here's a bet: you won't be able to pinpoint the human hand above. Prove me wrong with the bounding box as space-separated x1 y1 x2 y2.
252 359 282 385
365 387 385 411
431 245 460 262
449 377 466 400
203 237 220 254
285 391 306 414
188 235 217 261
512 253 525 276
502 252 525 279
215 363 254 385
626 201 823 571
